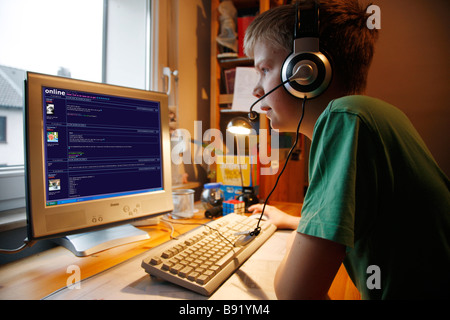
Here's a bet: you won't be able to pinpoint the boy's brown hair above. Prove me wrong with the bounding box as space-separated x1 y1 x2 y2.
244 0 379 95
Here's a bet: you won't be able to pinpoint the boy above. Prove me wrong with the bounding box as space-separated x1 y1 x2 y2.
245 1 450 299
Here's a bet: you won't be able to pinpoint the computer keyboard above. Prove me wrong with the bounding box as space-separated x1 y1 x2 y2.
141 213 276 296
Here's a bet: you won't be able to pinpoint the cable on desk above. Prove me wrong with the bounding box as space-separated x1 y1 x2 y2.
160 216 179 240
0 239 36 254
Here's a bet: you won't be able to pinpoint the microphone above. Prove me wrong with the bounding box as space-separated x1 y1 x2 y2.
248 81 287 122
248 67 306 122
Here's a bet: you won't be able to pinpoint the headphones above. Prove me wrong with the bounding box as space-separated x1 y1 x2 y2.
248 1 332 121
281 1 332 99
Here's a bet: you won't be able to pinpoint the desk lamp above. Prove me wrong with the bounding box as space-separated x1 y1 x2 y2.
226 117 259 210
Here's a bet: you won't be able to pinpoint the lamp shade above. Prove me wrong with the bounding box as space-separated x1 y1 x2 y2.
226 117 253 135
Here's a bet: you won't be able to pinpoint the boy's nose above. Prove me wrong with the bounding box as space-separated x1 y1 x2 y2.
252 85 264 99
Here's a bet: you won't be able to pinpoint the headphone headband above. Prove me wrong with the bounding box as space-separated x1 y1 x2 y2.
295 1 319 39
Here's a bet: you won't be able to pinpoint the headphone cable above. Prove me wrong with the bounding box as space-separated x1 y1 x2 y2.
253 96 307 235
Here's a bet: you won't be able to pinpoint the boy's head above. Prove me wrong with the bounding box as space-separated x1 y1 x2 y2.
244 0 379 95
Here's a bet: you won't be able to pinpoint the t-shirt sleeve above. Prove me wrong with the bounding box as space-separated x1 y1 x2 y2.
298 108 361 248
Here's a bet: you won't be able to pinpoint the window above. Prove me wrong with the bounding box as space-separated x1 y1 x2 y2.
0 0 104 84
0 0 104 170
0 117 5 143
0 0 157 213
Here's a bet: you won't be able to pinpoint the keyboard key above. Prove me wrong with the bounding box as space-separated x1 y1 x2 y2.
161 261 173 271
174 244 185 252
170 263 184 274
187 272 200 282
208 265 220 274
195 267 206 274
215 250 235 270
203 270 214 278
196 274 210 285
179 266 193 278
150 257 162 265
161 250 174 259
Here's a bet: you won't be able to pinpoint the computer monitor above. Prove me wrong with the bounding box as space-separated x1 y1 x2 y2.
24 72 173 256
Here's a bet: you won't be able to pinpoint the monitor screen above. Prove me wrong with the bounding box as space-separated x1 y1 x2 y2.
25 72 173 250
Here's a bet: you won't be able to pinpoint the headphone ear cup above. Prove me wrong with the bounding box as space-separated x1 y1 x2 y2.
281 51 332 99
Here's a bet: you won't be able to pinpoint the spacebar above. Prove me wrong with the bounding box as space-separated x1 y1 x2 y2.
215 248 243 270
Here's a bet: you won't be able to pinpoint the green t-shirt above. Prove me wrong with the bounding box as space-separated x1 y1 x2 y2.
298 95 450 300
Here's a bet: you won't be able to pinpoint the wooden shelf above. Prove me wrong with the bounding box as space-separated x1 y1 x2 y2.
210 0 270 131
218 57 253 69
219 93 233 105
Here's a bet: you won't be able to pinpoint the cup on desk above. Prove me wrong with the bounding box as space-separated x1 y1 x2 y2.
171 189 195 219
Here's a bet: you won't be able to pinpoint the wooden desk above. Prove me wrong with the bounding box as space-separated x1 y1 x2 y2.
0 207 209 300
0 202 360 300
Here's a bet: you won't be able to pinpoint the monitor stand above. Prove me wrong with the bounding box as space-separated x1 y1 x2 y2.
53 224 150 257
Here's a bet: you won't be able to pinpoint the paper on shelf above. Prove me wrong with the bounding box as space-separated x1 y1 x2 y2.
231 67 261 112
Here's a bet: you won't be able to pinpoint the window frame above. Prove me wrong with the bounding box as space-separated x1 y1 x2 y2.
0 116 6 143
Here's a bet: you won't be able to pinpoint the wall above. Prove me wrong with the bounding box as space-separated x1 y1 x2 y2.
168 0 211 186
172 0 211 138
366 0 450 176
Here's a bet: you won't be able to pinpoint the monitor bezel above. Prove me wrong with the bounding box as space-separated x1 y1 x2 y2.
25 72 173 241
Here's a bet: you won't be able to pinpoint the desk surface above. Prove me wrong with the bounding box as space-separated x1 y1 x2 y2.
0 201 359 300
46 230 292 300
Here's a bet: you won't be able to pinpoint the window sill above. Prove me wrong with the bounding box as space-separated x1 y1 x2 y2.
0 207 27 232
172 181 201 190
